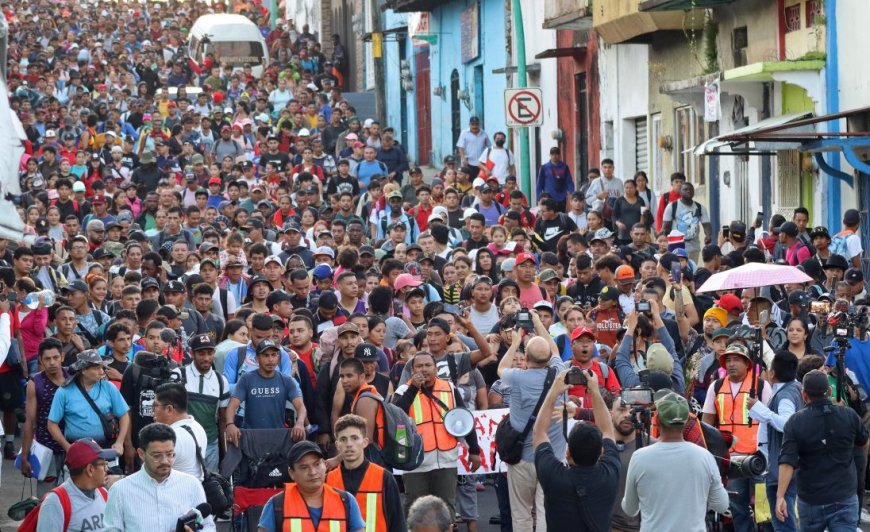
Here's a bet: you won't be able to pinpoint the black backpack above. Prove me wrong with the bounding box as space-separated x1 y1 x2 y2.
358 391 424 471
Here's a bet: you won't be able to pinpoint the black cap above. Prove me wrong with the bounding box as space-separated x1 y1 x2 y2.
846 268 864 284
141 277 160 290
92 247 113 260
165 280 185 293
787 290 809 306
35 218 49 233
255 338 280 355
822 254 849 271
288 440 325 466
809 226 830 239
779 221 799 237
359 245 375 257
598 286 620 302
189 334 215 351
729 221 747 241
354 343 379 361
63 280 89 293
802 370 830 398
249 275 270 288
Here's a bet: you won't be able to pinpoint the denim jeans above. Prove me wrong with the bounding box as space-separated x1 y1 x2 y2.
204 441 220 473
726 477 755 532
797 494 858 532
27 357 39 377
766 480 797 532
494 473 513 532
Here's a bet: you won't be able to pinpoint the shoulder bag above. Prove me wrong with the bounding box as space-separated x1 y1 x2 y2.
495 367 556 465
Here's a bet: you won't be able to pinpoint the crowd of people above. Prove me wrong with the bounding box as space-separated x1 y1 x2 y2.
4 0 870 532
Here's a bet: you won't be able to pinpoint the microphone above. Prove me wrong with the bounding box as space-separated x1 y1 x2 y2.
160 328 178 346
176 503 212 532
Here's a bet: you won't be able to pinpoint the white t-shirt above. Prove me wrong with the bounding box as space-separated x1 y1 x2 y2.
171 417 208 480
478 147 515 183
470 304 500 334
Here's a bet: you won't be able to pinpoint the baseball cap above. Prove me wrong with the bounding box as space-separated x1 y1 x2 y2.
515 252 536 267
386 190 403 200
646 343 673 374
65 438 117 469
72 181 86 193
460 207 478 220
255 338 280 355
846 268 864 284
189 334 215 351
615 265 635 284
532 300 554 312
570 326 596 342
288 440 325 466
164 280 185 293
822 254 849 271
711 327 733 341
598 286 620 302
539 269 560 283
802 370 830 398
359 245 375 257
314 246 335 259
729 221 747 241
394 273 422 292
590 228 614 243
312 264 334 280
63 280 89 294
264 255 283 267
654 390 689 427
501 258 516 272
354 343 379 361
779 221 799 237
716 293 743 315
336 321 360 336
141 277 160 290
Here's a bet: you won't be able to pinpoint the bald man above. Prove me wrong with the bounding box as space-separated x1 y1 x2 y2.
495 314 564 531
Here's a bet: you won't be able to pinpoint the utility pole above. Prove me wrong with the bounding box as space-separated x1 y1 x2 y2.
370 0 386 124
270 0 278 30
511 0 532 199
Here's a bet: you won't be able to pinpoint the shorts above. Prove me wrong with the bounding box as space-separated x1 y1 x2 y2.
456 476 479 521
0 371 23 411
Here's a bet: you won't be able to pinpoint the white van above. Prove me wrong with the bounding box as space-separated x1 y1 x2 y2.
187 14 269 79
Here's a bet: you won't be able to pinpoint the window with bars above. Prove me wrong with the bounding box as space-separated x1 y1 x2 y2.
785 4 801 33
806 0 823 26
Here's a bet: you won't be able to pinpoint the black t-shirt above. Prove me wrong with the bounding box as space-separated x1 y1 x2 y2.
260 151 291 173
534 214 577 253
326 174 360 197
535 439 621 531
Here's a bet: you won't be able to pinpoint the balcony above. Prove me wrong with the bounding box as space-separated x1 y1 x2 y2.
544 0 593 31
593 0 705 44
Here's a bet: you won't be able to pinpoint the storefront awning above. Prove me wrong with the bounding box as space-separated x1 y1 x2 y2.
534 46 587 60
362 26 408 42
693 112 813 156
639 0 735 11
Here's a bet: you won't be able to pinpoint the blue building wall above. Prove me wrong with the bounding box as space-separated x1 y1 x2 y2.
383 0 507 166
382 11 418 160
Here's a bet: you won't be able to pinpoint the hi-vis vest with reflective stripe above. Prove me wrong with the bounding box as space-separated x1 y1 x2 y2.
409 377 458 453
351 384 385 449
326 463 387 532
715 374 759 454
281 483 348 532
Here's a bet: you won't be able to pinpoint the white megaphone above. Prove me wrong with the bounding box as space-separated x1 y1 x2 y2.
443 407 475 437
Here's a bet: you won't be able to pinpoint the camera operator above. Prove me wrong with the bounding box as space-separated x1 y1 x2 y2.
614 304 684 393
701 342 772 532
776 370 869 531
622 390 729 530
747 351 802 532
533 367 621 531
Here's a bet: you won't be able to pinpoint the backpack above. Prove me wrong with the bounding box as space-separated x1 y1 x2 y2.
18 485 108 532
358 391 424 471
830 229 855 258
670 200 703 240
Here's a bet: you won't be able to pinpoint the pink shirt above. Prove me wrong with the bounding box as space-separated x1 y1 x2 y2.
786 240 811 266
519 284 544 309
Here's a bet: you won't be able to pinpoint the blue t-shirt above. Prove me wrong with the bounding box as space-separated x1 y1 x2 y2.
258 491 365 532
826 338 870 392
48 380 130 442
232 370 302 429
355 160 386 190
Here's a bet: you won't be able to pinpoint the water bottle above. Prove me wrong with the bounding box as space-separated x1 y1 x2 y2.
396 424 408 463
25 290 54 310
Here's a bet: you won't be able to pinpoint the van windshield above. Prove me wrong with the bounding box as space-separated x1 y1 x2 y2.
210 41 265 66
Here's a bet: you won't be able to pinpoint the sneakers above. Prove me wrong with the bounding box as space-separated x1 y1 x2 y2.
3 441 16 460
860 508 870 523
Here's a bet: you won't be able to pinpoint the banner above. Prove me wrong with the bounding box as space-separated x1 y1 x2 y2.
396 408 575 476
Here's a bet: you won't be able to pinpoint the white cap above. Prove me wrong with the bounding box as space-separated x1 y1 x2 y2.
472 177 485 188
427 212 443 223
255 113 270 123
306 83 319 92
298 128 310 136
72 181 86 192
460 207 478 220
431 205 448 220
223 107 234 114
363 118 374 128
45 129 56 137
501 258 516 272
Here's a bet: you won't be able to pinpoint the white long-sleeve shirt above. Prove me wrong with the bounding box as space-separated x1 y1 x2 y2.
749 381 798 461
104 468 215 532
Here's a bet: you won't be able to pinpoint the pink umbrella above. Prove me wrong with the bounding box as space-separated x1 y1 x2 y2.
696 262 813 293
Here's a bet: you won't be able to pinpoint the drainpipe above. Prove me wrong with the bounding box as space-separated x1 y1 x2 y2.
270 0 278 29
511 0 532 199
825 0 841 228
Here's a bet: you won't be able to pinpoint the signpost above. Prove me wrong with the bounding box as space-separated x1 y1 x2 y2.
505 87 543 128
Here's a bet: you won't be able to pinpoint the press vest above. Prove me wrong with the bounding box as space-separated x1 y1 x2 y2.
280 483 348 532
326 463 387 532
408 378 458 453
714 374 759 454
351 384 385 449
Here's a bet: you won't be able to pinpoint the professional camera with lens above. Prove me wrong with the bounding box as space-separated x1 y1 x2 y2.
728 451 767 479
830 305 869 340
564 367 587 386
515 308 534 330
133 351 180 389
636 300 651 315
620 387 654 407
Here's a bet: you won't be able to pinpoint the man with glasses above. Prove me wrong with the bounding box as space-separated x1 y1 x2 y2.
104 423 216 531
35 438 113 530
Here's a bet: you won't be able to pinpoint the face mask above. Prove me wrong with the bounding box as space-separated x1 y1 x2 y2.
495 139 505 147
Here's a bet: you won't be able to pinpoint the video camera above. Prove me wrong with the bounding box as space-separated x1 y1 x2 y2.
728 451 767 479
133 351 181 389
620 387 654 448
515 308 534 330
829 305 868 341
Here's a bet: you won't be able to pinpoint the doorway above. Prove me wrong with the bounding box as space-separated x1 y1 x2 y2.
451 69 461 152
414 47 432 165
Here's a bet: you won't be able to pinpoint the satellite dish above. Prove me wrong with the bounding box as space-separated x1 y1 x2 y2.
443 408 475 437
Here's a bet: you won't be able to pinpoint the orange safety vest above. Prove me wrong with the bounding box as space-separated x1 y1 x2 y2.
326 463 388 532
408 377 457 453
351 384 385 449
281 483 349 532
714 374 759 454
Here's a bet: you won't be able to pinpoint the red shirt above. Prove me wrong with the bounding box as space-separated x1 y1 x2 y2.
409 203 433 232
567 358 621 408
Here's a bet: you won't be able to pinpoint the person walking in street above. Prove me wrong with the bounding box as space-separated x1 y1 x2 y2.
661 181 712 263
536 147 574 211
776 370 869 531
456 116 491 177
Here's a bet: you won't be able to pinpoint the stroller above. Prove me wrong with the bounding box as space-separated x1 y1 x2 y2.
221 429 295 532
